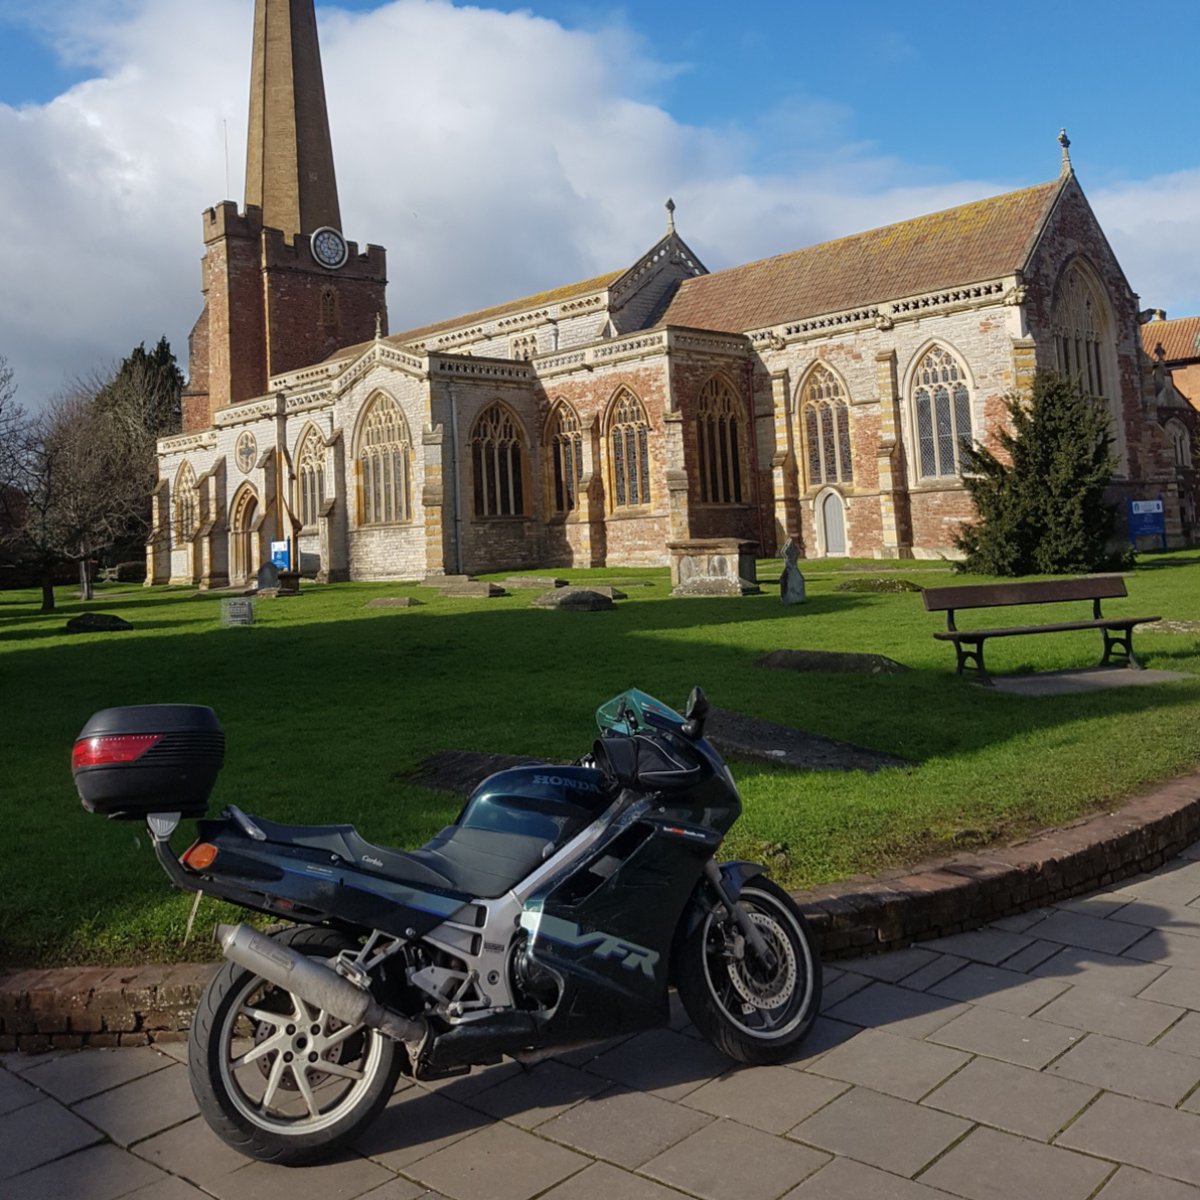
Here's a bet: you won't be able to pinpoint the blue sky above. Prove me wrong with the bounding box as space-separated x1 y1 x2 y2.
1 0 1198 406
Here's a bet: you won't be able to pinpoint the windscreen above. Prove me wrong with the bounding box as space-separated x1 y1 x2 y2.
595 688 685 735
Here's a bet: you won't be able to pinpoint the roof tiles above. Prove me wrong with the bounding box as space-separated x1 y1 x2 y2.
1141 315 1200 363
662 180 1063 334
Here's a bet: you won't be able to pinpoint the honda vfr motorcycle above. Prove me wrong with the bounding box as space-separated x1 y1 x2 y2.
72 686 821 1165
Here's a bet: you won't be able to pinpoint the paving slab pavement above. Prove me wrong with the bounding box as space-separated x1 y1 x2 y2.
11 851 1200 1198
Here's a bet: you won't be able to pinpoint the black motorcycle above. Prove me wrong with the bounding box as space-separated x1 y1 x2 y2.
72 686 821 1164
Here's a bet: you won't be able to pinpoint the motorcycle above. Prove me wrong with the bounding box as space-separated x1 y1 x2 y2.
72 685 821 1165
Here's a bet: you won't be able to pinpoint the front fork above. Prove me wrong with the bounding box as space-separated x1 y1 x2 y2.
703 859 775 967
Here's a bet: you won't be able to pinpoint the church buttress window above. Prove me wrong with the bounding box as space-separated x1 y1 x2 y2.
1166 419 1191 470
358 396 412 524
547 401 583 514
912 346 973 480
695 376 744 504
608 389 651 508
174 461 199 542
297 429 327 527
472 403 526 517
800 365 853 488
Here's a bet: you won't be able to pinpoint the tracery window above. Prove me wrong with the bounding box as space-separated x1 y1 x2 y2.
912 346 973 480
1052 262 1110 399
547 401 583 514
1166 419 1192 470
695 376 744 504
608 388 651 508
296 428 327 528
472 402 525 517
358 395 412 524
174 461 199 542
800 365 853 487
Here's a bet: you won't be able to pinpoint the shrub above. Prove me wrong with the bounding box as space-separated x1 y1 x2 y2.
955 371 1116 575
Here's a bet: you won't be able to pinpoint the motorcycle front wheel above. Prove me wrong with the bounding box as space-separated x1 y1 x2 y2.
188 925 404 1165
675 876 821 1064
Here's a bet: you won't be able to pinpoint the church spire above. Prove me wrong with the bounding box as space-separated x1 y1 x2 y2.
244 0 342 237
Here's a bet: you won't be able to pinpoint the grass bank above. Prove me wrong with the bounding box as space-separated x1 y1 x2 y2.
2 554 1198 965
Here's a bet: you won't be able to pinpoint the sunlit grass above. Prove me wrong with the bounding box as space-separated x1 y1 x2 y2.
2 551 1198 965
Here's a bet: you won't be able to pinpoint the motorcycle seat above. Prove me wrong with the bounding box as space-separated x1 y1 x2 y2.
251 816 554 899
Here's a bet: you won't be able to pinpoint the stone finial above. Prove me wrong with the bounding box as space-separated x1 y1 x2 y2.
374 311 382 340
1058 128 1072 176
665 197 676 234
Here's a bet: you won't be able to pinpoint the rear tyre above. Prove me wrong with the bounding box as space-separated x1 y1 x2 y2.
188 925 404 1165
675 876 821 1064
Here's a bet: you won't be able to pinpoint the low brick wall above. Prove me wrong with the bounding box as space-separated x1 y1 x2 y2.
3 773 1199 1050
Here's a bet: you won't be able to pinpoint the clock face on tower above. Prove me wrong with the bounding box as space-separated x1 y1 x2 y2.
311 226 348 270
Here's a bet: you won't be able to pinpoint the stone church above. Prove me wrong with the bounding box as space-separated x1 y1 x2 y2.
148 0 1194 589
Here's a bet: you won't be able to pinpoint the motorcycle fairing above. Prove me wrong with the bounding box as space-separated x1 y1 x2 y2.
187 818 479 941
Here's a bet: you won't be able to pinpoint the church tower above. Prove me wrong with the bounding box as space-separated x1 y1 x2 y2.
183 0 387 432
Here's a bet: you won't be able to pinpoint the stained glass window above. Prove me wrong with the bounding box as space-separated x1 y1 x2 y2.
359 395 412 524
695 376 744 503
609 389 651 508
912 346 972 479
800 365 853 486
472 403 525 517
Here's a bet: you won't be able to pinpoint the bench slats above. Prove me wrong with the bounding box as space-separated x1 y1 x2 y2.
934 616 1160 641
922 575 1127 612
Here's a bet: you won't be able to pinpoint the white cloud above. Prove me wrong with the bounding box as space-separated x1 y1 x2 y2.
1 0 1198 411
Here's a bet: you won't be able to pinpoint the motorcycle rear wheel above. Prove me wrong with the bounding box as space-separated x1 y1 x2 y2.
676 876 821 1064
188 925 404 1165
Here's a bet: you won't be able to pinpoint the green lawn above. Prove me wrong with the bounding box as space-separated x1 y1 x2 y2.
3 553 1199 966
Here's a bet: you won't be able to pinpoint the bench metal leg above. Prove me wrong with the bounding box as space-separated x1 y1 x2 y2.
1099 627 1143 670
955 638 993 685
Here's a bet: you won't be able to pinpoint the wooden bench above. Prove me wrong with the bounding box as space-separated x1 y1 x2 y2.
922 576 1160 681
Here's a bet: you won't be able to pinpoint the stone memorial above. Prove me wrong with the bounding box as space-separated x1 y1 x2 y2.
668 539 760 597
779 539 806 605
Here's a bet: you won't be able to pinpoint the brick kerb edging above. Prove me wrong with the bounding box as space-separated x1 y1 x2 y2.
3 772 1199 1051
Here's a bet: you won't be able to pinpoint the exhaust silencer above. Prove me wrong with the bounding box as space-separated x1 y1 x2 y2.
217 923 425 1044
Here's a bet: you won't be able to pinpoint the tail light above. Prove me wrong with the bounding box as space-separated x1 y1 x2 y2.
72 733 162 770
181 841 219 871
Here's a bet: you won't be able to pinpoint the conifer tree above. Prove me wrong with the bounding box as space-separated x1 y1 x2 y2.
955 371 1116 575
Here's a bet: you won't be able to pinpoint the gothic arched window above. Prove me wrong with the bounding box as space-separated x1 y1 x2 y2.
358 395 412 524
800 365 853 487
174 461 198 541
547 400 583 514
608 388 651 508
472 403 525 517
696 376 744 504
912 346 973 480
296 427 327 528
1166 419 1192 470
1053 262 1110 400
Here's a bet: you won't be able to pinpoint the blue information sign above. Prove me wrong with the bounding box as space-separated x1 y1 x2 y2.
1127 498 1166 548
270 540 290 570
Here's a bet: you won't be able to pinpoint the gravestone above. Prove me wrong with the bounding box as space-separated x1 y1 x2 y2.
779 539 806 605
220 598 254 626
65 613 133 633
530 587 615 610
255 562 280 592
366 597 419 608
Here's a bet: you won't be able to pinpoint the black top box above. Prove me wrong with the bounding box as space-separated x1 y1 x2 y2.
73 704 224 820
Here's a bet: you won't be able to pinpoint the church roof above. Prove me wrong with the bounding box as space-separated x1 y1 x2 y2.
326 268 623 363
1140 314 1200 363
661 179 1064 334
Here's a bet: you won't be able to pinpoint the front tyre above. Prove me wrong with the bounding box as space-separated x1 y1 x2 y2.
675 876 821 1064
188 925 404 1165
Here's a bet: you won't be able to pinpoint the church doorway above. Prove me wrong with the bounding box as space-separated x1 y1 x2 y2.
818 489 847 556
229 486 259 586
